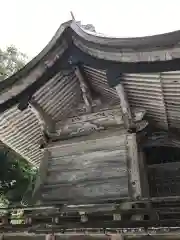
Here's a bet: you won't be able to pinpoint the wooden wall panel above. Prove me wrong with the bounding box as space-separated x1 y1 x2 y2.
40 130 131 204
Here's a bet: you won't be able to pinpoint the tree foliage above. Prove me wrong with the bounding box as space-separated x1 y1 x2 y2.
0 45 28 81
0 46 36 205
0 145 37 204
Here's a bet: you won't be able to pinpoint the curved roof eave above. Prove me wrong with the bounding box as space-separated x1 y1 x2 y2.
2 20 180 90
0 20 72 93
70 22 180 49
1 20 180 113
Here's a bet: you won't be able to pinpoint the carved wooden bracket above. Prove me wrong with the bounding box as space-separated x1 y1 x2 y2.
51 106 148 140
74 66 92 113
52 107 122 140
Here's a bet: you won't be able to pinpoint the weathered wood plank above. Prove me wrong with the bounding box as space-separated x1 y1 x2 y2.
54 106 146 139
49 151 127 169
47 158 127 184
32 150 50 203
115 84 133 129
126 134 142 200
42 177 129 202
47 129 127 156
40 132 131 204
55 107 123 139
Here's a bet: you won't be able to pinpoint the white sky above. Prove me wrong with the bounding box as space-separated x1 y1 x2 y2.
0 0 180 58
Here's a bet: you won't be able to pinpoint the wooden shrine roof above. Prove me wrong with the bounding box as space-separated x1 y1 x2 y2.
1 20 180 164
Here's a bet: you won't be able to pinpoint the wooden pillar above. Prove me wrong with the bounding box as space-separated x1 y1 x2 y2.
32 150 50 203
115 84 133 129
126 133 142 199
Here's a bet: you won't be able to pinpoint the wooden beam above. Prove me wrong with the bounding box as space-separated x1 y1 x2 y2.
29 98 55 134
74 66 92 113
49 106 147 140
126 133 142 200
115 83 133 129
53 106 124 140
32 150 50 203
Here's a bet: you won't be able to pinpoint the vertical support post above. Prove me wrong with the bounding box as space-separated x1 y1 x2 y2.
115 84 133 129
126 133 142 200
32 150 50 203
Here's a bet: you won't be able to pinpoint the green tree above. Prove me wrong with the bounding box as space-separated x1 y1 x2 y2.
0 45 28 81
0 145 36 204
0 46 36 205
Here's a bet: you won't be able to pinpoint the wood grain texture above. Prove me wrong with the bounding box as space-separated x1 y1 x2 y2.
53 106 146 140
126 134 142 199
32 150 50 203
115 84 133 129
40 130 131 204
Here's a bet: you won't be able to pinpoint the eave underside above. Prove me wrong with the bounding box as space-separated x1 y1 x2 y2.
1 66 180 165
2 21 180 164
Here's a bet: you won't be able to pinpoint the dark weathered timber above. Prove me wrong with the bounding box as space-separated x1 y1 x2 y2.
32 150 50 203
138 150 150 198
148 162 180 198
126 134 142 199
115 83 133 129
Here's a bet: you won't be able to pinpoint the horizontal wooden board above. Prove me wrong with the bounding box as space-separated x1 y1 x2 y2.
40 131 130 204
42 177 128 202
